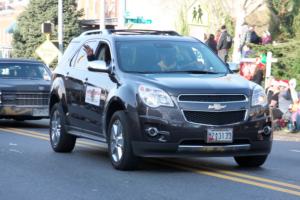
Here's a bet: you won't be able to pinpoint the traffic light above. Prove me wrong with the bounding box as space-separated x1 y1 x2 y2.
41 22 54 34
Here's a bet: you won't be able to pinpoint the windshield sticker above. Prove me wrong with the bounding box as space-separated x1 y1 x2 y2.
85 86 101 106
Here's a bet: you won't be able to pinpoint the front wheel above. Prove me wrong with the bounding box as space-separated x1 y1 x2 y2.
49 103 76 152
108 111 139 170
234 155 268 167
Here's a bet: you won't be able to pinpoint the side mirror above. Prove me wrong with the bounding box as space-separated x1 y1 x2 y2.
88 60 111 73
227 62 239 73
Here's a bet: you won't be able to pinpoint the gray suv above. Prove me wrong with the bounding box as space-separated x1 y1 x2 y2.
49 29 272 170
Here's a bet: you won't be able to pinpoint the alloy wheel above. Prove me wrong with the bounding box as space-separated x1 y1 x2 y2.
110 119 124 163
51 109 61 147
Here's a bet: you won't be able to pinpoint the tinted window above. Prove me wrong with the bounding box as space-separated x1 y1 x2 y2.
0 63 50 80
116 41 228 73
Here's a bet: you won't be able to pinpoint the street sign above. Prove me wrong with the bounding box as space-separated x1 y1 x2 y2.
35 40 60 65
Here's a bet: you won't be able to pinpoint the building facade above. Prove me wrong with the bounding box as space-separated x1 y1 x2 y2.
0 0 28 58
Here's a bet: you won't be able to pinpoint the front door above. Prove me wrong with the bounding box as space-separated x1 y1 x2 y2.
81 41 114 136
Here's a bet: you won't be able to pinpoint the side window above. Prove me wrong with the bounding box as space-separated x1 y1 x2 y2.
96 42 112 66
74 40 99 69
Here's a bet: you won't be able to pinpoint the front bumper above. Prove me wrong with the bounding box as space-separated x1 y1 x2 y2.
132 140 272 157
0 105 49 118
130 106 272 157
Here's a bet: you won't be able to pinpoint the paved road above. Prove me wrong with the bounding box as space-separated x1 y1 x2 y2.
0 119 299 200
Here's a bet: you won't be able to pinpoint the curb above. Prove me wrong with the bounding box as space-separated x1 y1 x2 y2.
273 131 300 142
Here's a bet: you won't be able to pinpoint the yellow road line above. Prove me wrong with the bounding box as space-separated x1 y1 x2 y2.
0 128 49 141
163 159 300 191
151 160 300 197
5 127 103 149
2 127 300 197
216 169 300 190
0 127 98 150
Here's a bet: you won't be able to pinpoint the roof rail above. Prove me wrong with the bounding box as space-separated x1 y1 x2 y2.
107 29 180 36
79 29 109 37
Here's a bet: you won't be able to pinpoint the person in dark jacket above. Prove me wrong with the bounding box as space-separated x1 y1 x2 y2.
205 34 217 54
217 25 232 62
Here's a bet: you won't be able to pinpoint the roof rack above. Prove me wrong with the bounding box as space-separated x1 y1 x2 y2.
79 29 109 37
107 29 180 36
79 29 181 37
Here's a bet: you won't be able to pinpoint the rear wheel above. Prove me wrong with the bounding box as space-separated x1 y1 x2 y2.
108 111 139 170
234 155 268 167
49 103 76 152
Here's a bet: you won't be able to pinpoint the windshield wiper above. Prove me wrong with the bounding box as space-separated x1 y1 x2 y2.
165 70 221 74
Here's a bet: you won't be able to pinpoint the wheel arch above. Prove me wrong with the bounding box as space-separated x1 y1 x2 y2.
49 77 68 114
104 97 127 138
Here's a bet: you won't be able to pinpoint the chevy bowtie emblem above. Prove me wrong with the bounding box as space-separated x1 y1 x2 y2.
208 103 227 110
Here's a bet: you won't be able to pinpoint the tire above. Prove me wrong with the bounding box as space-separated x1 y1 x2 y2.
49 103 76 152
234 155 268 167
108 111 139 170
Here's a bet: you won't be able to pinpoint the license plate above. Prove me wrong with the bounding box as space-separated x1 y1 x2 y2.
207 128 233 143
32 108 49 116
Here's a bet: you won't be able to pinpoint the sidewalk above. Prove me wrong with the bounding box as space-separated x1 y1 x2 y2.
273 130 300 142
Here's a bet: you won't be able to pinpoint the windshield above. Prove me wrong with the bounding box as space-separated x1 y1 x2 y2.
116 40 229 74
0 63 51 80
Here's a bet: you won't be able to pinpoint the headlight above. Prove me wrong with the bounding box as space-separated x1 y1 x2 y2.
138 85 174 108
251 85 267 106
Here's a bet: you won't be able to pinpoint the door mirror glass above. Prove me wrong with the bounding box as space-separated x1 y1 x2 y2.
88 60 110 73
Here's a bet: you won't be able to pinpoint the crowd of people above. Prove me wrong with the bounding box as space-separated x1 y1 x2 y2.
266 77 300 133
205 25 232 63
204 24 300 133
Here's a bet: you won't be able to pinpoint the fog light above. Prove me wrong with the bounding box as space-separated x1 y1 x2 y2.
145 127 159 137
263 126 272 136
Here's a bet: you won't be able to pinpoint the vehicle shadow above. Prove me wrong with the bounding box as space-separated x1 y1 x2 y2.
71 145 266 173
0 119 49 129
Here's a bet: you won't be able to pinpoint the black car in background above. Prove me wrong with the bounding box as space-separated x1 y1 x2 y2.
0 59 51 121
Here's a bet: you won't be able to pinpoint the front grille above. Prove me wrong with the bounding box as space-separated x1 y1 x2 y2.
178 94 246 102
1 92 49 106
183 110 246 125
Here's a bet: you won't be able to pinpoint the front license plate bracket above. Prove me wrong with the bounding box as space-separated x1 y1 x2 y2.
206 128 233 143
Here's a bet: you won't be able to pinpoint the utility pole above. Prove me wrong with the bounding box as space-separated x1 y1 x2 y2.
118 0 126 28
58 0 64 60
232 1 245 63
100 0 105 30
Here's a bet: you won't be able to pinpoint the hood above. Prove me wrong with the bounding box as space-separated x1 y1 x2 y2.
125 73 255 96
0 79 51 92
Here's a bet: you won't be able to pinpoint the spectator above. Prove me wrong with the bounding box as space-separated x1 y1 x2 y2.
262 31 272 45
267 81 283 120
205 34 217 54
239 23 249 53
291 97 300 132
215 29 221 43
250 65 264 85
241 45 255 58
246 26 260 45
217 25 232 62
283 105 294 132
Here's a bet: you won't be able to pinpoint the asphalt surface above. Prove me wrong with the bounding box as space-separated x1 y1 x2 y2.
0 119 299 200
